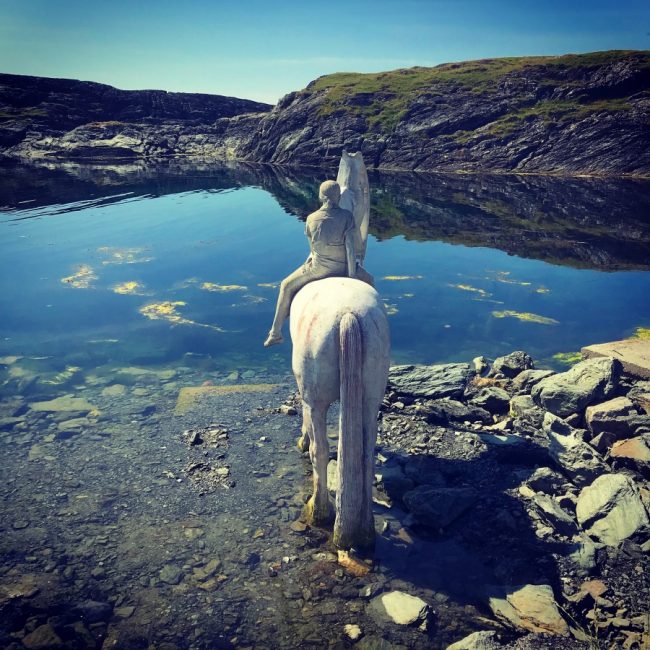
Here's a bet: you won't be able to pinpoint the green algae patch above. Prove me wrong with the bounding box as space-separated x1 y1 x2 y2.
61 264 97 289
492 310 559 325
29 395 97 414
201 282 248 292
174 384 280 415
139 301 224 332
552 351 584 366
631 327 650 340
449 283 491 298
112 281 146 295
98 247 153 265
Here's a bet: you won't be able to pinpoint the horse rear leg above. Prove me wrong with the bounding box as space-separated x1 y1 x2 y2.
303 402 333 526
297 399 311 453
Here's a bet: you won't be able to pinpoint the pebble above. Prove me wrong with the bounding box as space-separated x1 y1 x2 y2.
344 623 363 641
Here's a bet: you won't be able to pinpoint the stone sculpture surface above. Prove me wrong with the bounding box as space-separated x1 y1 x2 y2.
265 152 390 549
264 153 373 347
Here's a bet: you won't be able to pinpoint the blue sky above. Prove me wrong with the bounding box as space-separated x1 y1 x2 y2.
1 0 648 104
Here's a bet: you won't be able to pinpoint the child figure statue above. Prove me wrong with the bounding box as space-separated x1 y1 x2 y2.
264 176 373 347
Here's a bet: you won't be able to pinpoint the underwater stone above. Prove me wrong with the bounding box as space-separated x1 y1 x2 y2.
29 395 96 414
174 383 279 415
159 564 183 585
367 590 430 626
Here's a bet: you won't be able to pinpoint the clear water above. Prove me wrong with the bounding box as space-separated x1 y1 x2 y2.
2 161 649 371
1 160 649 649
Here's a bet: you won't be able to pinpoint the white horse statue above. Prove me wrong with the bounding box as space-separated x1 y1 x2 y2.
291 276 390 549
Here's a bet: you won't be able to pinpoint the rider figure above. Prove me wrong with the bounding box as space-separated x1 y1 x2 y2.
264 179 367 347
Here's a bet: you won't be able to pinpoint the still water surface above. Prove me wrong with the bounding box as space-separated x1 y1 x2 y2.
0 160 649 649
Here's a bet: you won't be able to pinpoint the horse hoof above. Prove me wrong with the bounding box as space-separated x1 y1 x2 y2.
303 497 333 527
296 435 310 453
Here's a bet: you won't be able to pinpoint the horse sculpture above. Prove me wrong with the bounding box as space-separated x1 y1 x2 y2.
290 278 390 549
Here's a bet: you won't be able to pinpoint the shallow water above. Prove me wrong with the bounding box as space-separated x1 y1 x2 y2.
1 160 649 648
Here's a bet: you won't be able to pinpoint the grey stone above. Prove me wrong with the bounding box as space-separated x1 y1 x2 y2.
159 564 183 585
74 599 112 623
531 357 621 417
509 395 545 428
422 398 491 424
544 413 609 487
525 467 566 494
446 630 500 650
403 486 475 529
22 624 64 649
524 492 577 537
576 473 649 546
564 534 598 573
367 590 430 625
491 351 534 378
511 369 555 395
388 363 471 400
470 387 510 414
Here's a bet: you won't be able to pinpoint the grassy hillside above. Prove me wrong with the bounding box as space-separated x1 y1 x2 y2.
305 50 650 131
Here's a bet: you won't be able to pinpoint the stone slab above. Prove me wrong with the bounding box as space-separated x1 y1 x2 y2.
174 383 280 415
582 339 650 379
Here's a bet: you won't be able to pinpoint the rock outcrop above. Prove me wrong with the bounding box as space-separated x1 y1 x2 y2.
2 50 650 176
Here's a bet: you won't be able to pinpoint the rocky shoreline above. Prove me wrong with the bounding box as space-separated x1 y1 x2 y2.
1 345 649 649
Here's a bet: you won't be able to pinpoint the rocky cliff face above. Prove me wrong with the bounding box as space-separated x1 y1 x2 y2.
0 73 271 157
2 50 650 176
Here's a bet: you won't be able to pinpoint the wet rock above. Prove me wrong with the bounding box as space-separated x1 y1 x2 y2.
75 599 113 623
470 387 510 414
446 630 501 650
544 413 608 487
487 584 569 636
113 605 135 619
423 399 491 424
402 486 475 530
491 351 534 378
585 396 638 436
279 404 297 415
511 369 555 395
589 431 618 453
388 363 471 400
525 467 566 495
367 590 430 625
531 357 621 417
472 356 489 375
576 473 649 546
22 623 63 649
29 395 97 415
375 465 414 501
101 384 126 397
564 534 598 573
159 564 183 585
509 395 545 428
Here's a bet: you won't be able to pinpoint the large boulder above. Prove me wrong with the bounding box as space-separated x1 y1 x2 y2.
511 369 554 395
388 363 471 400
544 413 608 487
531 357 621 417
470 387 510 414
490 351 534 378
585 396 638 436
576 473 649 546
403 486 475 530
487 584 569 636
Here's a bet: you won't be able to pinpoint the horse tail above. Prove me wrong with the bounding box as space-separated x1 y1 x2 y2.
334 312 364 548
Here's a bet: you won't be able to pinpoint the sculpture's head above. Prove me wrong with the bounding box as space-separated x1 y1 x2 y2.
319 180 340 205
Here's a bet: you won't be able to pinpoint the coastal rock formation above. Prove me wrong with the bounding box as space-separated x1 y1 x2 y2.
2 50 650 175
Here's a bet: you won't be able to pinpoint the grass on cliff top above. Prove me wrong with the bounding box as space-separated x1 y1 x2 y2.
306 50 650 131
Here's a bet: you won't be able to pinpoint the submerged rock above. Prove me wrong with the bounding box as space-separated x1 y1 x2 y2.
388 363 471 400
576 473 649 546
367 590 430 626
531 357 621 417
29 394 96 414
22 623 64 649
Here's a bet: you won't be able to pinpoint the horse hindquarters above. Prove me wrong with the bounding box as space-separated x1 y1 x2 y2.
334 313 374 549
